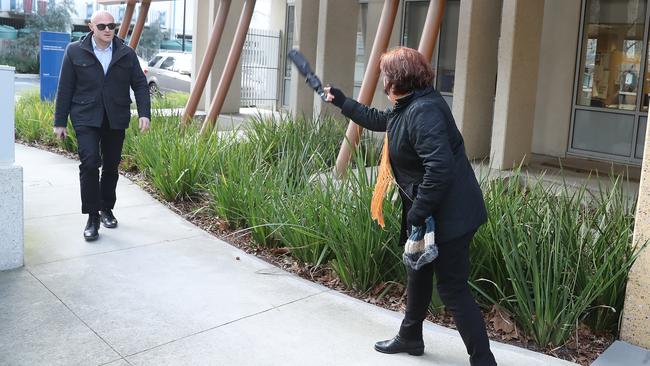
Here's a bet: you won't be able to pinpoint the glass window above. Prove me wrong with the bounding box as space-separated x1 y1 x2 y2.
402 2 428 49
642 39 650 110
577 0 646 110
637 116 647 158
353 3 368 99
282 4 295 106
436 0 459 93
573 109 635 156
284 5 295 79
160 57 175 70
148 55 163 67
402 0 460 94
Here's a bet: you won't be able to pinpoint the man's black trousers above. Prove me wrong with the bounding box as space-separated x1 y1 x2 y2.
398 231 497 366
74 117 125 215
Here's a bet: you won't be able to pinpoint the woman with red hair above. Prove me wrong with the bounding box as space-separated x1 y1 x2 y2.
325 47 496 366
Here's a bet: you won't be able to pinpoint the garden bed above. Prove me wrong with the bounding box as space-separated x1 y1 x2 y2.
16 92 640 365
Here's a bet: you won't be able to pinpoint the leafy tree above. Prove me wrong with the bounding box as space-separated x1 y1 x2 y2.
23 0 76 50
0 0 77 73
136 19 168 61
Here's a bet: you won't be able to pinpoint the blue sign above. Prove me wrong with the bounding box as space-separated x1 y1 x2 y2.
40 31 70 101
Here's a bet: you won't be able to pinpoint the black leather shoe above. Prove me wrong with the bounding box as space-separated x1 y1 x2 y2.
84 214 100 241
100 209 118 229
374 335 424 356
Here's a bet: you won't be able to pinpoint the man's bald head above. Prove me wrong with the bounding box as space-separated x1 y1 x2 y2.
88 10 117 48
90 10 115 24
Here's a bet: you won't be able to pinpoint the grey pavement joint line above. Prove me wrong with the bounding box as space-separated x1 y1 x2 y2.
98 357 133 366
28 233 205 268
25 269 125 361
123 291 327 359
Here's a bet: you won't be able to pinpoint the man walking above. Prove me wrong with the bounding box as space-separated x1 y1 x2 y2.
54 10 151 241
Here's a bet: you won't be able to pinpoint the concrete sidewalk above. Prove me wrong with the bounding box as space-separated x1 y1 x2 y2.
0 144 579 366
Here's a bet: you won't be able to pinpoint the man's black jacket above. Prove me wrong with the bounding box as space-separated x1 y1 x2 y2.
340 87 487 244
54 33 150 129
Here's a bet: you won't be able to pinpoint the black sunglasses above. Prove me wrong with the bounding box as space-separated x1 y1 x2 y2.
95 23 117 31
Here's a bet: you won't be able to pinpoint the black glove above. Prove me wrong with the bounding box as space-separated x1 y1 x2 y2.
328 86 346 108
407 206 427 227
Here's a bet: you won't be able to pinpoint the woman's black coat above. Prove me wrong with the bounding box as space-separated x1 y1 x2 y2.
339 87 487 244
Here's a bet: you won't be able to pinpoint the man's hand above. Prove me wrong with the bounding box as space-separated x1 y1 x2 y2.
53 126 67 140
139 117 151 133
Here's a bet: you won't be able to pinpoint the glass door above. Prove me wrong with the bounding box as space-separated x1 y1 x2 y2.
570 0 649 163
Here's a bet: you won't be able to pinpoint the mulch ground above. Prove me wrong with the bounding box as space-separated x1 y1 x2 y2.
22 140 613 365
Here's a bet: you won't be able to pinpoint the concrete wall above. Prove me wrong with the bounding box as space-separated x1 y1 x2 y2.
269 0 286 111
0 65 23 271
313 0 359 117
490 0 545 170
289 0 319 118
192 0 243 115
622 120 650 348
531 0 581 158
363 0 404 112
452 0 501 160
191 0 212 112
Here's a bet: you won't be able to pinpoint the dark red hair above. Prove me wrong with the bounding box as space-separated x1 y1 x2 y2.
380 47 434 95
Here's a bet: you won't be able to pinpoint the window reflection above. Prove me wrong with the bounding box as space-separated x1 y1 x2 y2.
577 0 646 110
436 0 459 93
402 0 460 94
353 3 368 99
642 38 650 110
402 2 429 49
282 4 295 107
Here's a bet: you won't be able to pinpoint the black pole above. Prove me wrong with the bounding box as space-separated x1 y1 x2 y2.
181 0 186 52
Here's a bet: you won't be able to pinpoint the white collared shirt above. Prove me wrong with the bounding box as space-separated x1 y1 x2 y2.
92 36 113 75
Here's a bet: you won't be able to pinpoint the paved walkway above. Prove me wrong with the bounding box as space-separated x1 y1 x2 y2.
0 144 579 366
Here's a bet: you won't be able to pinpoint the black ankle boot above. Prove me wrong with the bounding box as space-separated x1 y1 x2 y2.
374 335 424 356
84 213 100 241
100 209 118 228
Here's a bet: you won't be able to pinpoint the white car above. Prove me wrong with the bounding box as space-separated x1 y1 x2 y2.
145 52 192 95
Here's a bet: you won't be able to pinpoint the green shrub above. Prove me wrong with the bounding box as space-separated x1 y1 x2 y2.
133 119 219 201
14 91 77 151
471 171 639 346
0 55 39 74
313 157 403 291
14 95 641 346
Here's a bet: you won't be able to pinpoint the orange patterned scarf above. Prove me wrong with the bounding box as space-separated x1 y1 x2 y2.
370 133 394 228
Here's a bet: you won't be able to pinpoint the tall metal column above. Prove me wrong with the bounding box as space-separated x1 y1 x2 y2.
118 0 137 40
418 0 446 61
129 0 152 50
201 0 256 133
182 0 232 125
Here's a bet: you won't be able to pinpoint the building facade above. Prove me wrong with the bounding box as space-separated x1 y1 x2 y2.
261 0 650 349
270 0 650 171
100 0 195 39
